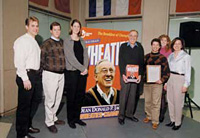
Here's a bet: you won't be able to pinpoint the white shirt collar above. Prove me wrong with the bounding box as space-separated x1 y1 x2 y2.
51 36 60 41
96 84 114 104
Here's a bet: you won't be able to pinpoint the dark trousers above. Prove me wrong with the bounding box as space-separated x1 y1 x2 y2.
159 89 168 121
16 72 42 138
133 81 144 115
118 77 138 120
65 70 87 124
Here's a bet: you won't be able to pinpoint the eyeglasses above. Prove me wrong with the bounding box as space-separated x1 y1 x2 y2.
129 34 138 38
99 68 115 74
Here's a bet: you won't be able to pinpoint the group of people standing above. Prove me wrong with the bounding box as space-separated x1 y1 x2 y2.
118 30 191 132
13 16 191 138
14 17 88 138
142 35 191 131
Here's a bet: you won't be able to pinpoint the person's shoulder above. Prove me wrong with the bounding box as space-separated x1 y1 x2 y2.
136 42 144 49
112 87 120 94
182 50 191 59
120 42 128 47
136 41 142 46
43 38 52 43
86 90 93 96
159 54 168 62
40 38 52 47
60 38 64 43
80 37 84 41
64 36 71 42
160 53 167 59
120 42 128 50
86 87 98 99
168 52 173 58
14 34 29 46
15 34 27 42
136 41 141 45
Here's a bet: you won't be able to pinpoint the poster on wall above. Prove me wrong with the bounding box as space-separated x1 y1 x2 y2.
80 27 129 119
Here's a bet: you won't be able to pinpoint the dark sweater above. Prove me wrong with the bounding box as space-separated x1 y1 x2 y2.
84 86 120 106
119 42 144 76
40 38 65 72
144 52 170 83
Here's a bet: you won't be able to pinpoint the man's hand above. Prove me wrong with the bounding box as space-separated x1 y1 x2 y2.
136 75 141 84
81 69 88 75
182 86 188 93
23 80 32 91
123 74 128 83
164 83 167 91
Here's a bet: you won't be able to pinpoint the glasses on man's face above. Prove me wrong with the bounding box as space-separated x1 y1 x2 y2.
100 68 115 74
129 34 138 38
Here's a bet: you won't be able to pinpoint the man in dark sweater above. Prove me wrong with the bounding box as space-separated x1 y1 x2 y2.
84 59 119 106
118 30 144 125
40 22 65 133
143 38 170 130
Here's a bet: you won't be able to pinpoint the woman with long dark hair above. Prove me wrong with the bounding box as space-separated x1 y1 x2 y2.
64 19 88 129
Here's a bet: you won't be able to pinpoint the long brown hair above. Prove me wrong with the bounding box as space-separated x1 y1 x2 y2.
158 34 171 52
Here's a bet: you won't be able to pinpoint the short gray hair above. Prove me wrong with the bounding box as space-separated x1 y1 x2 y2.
94 59 115 74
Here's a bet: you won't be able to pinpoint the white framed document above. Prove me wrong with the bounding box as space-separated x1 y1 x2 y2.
146 65 161 83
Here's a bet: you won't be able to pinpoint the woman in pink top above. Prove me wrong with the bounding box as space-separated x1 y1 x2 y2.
158 34 172 123
159 34 172 58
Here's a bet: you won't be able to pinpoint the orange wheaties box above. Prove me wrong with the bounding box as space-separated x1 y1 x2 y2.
126 65 139 82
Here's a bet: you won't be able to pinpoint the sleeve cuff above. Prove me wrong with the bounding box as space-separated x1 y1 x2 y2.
21 75 29 81
183 83 189 88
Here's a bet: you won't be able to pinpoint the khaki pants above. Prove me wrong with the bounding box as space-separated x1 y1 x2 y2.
43 70 64 126
144 83 163 124
167 73 185 126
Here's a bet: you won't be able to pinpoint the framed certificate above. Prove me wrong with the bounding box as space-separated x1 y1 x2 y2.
146 65 161 83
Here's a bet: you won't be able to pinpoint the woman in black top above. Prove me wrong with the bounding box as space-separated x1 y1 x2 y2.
63 19 88 129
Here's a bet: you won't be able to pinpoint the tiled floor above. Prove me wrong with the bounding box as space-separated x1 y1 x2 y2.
183 107 200 122
1 99 200 138
0 122 12 138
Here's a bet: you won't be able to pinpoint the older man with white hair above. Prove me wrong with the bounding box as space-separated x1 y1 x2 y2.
84 59 119 106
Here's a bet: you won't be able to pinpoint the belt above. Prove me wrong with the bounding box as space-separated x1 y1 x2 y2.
44 69 64 74
26 69 40 74
170 71 184 76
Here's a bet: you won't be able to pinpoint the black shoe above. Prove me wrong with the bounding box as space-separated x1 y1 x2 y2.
165 122 175 127
28 126 40 133
24 134 35 138
47 125 58 133
69 122 76 129
172 125 181 130
159 117 164 123
118 118 125 125
127 116 139 122
75 120 87 126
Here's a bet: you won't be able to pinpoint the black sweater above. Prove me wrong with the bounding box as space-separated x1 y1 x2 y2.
84 86 120 106
119 42 144 76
